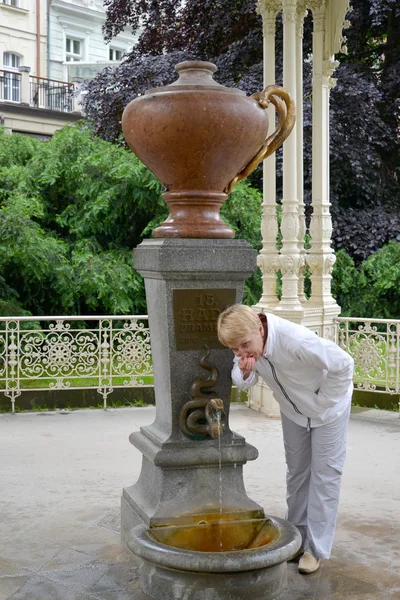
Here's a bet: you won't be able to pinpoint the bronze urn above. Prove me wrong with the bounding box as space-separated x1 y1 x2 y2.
122 61 295 238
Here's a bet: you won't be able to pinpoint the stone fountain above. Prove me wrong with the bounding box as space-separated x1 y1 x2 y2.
121 61 301 600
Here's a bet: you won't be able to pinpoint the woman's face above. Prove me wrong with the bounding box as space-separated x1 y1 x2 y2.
229 323 265 361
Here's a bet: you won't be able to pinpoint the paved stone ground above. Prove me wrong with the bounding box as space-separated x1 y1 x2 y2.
0 404 399 600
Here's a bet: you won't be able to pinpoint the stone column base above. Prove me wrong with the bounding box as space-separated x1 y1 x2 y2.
248 381 281 419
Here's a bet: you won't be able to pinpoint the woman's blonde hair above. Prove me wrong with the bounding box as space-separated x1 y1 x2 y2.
217 304 261 347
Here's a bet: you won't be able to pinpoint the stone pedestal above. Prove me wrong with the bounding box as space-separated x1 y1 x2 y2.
121 239 264 543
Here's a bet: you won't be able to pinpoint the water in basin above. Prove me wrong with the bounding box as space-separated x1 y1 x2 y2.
149 517 279 553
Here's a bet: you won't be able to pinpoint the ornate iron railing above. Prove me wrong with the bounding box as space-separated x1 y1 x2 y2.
0 316 152 412
30 76 74 112
0 69 21 102
336 317 400 398
0 315 399 413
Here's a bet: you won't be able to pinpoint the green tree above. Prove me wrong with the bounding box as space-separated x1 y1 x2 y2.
222 182 263 306
0 125 162 316
332 242 400 319
0 125 264 315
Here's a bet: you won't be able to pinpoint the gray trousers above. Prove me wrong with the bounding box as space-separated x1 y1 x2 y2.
280 405 351 560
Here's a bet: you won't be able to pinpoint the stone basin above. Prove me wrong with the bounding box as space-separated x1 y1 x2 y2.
128 515 302 600
149 517 279 552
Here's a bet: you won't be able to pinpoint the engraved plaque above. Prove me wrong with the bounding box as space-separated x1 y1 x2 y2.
173 289 236 351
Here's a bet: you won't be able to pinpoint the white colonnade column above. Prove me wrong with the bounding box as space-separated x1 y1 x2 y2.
296 6 308 304
248 0 351 417
306 2 340 337
276 0 304 317
256 0 281 312
251 0 282 416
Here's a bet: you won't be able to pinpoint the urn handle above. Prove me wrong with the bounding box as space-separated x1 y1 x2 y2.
225 85 296 194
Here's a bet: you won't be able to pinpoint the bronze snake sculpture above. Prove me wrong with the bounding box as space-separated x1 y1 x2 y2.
179 347 225 439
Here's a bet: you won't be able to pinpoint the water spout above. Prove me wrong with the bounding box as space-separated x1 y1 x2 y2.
179 348 226 440
205 397 225 438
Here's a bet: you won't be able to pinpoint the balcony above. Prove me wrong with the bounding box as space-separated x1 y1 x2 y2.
30 75 74 112
0 67 79 113
0 68 21 103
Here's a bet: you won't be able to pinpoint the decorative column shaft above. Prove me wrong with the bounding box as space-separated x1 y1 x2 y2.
256 0 281 311
296 7 308 304
306 2 340 316
277 0 303 314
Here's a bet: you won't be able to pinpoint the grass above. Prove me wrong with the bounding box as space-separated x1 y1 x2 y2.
0 397 149 413
0 373 154 390
352 389 399 412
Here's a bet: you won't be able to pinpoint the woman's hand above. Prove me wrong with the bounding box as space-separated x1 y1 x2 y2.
239 356 256 379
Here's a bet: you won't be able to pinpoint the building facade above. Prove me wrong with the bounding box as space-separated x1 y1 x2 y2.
0 0 136 136
48 0 135 84
0 0 47 79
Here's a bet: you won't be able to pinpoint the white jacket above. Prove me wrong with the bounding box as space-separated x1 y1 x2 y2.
232 313 354 429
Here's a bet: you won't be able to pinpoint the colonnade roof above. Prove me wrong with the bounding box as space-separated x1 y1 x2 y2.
258 0 351 60
326 0 351 57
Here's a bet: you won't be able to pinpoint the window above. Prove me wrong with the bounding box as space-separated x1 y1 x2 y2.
109 48 123 61
2 52 21 101
3 52 20 69
66 38 82 62
2 0 18 6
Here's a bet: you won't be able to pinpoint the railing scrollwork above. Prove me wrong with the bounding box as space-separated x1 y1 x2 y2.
0 316 152 412
0 315 398 414
336 318 400 401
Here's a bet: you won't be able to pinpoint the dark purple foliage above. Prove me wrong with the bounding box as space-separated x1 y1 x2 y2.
332 205 400 260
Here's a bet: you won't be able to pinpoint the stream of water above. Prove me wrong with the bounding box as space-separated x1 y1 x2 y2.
217 412 223 550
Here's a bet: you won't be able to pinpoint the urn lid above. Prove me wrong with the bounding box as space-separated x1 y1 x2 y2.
145 61 245 96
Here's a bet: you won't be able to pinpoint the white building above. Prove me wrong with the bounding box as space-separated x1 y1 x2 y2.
0 0 47 80
0 0 136 136
48 0 136 84
0 0 72 136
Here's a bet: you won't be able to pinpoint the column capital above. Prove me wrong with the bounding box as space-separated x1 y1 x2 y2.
257 0 281 32
309 0 326 31
257 0 281 16
322 58 339 77
322 58 339 88
282 0 298 23
296 6 308 37
307 0 325 11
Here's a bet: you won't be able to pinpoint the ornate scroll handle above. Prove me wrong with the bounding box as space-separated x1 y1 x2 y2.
224 85 296 194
